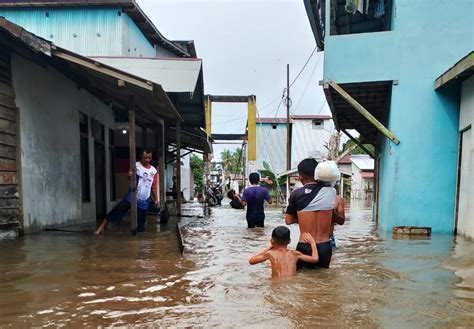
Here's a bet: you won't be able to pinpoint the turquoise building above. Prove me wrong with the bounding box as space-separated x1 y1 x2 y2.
305 0 473 233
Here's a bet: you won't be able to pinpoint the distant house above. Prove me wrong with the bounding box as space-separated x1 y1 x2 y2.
351 155 374 201
337 154 352 199
256 115 334 174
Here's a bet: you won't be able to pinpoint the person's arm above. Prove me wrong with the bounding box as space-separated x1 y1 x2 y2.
265 190 273 205
249 245 272 265
240 190 248 207
151 172 159 207
295 233 318 263
332 196 345 225
284 192 297 225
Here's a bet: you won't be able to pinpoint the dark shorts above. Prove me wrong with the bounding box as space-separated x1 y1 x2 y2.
106 198 148 232
246 215 265 228
296 240 333 269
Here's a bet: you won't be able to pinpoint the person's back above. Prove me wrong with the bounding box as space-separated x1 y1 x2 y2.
241 173 272 228
291 183 335 242
249 227 318 278
285 159 339 269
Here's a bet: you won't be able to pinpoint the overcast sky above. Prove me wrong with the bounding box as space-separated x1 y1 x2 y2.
137 0 330 159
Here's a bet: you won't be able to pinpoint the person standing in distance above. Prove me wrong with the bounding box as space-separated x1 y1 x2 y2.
240 172 272 228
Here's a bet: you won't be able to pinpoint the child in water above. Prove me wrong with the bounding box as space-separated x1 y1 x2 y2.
249 226 318 278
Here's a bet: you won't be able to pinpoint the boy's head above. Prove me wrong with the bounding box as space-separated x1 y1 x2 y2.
297 158 318 183
227 189 236 199
271 226 291 246
249 172 260 185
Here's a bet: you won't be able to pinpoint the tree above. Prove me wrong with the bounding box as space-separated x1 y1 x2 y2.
221 148 244 175
341 137 375 155
190 154 204 196
324 131 341 160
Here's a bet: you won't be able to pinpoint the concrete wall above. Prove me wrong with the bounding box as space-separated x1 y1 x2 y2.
0 7 166 58
11 54 115 232
457 76 474 239
323 0 473 232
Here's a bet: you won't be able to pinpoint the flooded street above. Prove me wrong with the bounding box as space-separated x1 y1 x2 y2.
0 201 473 328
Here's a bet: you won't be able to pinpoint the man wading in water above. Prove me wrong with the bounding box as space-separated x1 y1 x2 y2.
241 172 273 228
94 149 158 235
285 158 344 268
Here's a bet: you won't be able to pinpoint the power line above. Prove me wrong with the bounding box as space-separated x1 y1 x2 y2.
289 46 317 88
292 53 322 112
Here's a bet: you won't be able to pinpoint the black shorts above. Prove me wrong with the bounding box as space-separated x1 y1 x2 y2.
246 215 265 228
296 240 333 269
106 198 148 232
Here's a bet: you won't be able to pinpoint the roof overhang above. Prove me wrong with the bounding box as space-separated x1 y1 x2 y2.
303 0 325 51
167 127 212 155
435 52 474 90
0 0 190 58
91 57 202 93
0 17 181 126
322 80 392 146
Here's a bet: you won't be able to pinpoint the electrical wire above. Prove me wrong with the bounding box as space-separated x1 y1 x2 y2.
289 46 318 88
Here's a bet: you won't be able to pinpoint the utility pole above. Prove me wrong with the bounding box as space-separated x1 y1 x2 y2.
286 64 291 203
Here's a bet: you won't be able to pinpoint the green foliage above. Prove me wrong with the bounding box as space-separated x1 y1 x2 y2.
260 161 286 206
221 148 244 174
190 154 204 196
341 138 375 155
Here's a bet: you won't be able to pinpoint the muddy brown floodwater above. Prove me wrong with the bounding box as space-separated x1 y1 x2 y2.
0 201 473 328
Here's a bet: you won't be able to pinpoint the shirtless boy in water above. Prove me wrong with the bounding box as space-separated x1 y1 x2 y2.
249 226 318 278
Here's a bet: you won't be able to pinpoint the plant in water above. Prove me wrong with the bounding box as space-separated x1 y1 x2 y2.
260 161 286 206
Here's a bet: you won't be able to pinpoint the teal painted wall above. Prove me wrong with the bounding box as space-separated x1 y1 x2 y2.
0 8 155 57
323 0 474 232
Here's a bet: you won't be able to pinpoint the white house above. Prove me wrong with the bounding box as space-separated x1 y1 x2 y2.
351 154 374 200
256 115 334 174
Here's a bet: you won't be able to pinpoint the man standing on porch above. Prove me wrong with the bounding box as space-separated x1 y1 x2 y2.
94 149 159 235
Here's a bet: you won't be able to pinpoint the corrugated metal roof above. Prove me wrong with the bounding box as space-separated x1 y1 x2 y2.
351 154 374 171
91 57 202 93
0 0 190 57
257 118 287 124
360 171 374 178
291 115 332 120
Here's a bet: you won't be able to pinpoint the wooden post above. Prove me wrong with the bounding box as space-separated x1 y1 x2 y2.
342 129 376 159
286 65 291 203
175 122 182 215
340 174 344 198
328 80 400 145
128 107 137 234
157 119 166 212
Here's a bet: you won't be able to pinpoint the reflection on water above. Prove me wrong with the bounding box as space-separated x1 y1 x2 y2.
0 201 473 327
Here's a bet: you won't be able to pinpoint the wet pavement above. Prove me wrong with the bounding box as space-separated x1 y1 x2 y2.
0 201 473 328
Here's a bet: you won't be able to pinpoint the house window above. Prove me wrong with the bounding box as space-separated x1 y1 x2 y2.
326 0 393 36
109 128 116 201
272 124 277 129
312 119 324 130
79 112 91 202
